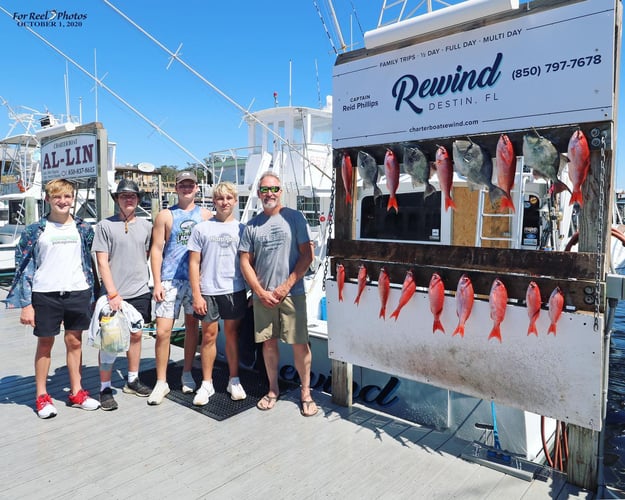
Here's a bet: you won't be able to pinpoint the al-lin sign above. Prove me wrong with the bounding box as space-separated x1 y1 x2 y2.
41 133 98 183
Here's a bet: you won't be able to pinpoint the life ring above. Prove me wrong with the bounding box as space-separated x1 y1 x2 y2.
564 228 625 252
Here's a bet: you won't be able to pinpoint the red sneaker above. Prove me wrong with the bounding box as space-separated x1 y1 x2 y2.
36 394 57 419
68 389 100 411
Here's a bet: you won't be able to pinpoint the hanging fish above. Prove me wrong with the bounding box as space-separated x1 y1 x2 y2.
384 149 400 213
357 151 383 200
567 129 590 207
341 152 353 205
488 278 508 342
403 145 436 197
337 263 345 302
495 134 516 212
378 267 391 320
548 287 565 335
435 145 457 212
452 139 507 208
522 132 570 194
526 281 542 336
428 272 445 334
390 270 416 321
453 274 474 337
354 264 368 306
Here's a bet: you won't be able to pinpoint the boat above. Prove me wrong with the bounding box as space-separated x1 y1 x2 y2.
208 97 334 323
0 105 112 271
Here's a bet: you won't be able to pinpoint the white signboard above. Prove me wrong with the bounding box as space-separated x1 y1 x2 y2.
327 280 603 430
41 133 98 182
332 0 615 148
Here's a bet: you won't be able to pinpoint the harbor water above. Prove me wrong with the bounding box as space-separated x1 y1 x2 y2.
604 295 625 495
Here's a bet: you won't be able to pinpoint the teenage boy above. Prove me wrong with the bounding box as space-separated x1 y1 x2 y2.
92 179 153 410
6 178 100 418
188 181 247 405
148 171 211 405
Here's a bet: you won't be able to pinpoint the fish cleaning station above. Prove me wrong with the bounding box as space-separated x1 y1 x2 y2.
326 0 622 490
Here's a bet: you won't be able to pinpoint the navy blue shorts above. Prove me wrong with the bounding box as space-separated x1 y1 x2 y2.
193 290 247 323
31 289 92 337
124 292 152 324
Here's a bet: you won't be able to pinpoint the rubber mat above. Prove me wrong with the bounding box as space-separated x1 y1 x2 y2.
139 361 298 421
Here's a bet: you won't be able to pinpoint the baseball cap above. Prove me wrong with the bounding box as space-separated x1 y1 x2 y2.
175 171 197 184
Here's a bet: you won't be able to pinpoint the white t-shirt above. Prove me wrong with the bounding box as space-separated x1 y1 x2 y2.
33 221 89 292
187 218 245 296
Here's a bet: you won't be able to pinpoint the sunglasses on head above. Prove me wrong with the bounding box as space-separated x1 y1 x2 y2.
259 186 281 194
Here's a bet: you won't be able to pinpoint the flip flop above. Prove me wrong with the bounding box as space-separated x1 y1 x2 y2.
256 394 278 411
300 399 318 417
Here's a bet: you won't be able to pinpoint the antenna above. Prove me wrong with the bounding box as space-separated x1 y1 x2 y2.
326 0 347 52
94 49 98 122
315 59 321 109
64 60 71 121
289 59 292 107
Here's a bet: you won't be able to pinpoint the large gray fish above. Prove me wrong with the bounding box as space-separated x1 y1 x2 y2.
522 132 570 194
403 145 436 197
357 150 382 200
452 139 506 207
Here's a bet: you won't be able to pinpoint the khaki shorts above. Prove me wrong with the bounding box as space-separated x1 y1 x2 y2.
253 295 308 344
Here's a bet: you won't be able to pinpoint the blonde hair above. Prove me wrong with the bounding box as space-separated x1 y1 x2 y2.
213 181 238 200
45 178 75 198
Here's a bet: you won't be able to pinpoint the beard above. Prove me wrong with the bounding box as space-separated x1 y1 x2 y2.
262 198 278 210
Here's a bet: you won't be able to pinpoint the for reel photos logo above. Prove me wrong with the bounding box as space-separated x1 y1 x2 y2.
12 9 87 28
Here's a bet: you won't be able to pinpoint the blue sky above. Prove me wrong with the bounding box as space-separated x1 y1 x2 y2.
0 0 378 168
0 0 622 187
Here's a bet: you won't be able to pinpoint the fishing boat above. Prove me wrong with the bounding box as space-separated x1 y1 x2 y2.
0 105 110 271
208 97 334 323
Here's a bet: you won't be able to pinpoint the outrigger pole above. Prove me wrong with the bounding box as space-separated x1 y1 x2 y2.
0 5 208 169
101 0 330 181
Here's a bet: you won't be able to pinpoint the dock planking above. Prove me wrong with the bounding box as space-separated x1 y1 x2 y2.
0 289 594 498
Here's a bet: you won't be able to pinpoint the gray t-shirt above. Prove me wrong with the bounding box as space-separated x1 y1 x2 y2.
187 218 246 295
92 216 152 299
239 207 312 297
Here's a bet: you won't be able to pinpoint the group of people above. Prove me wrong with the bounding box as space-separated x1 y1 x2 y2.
5 171 318 419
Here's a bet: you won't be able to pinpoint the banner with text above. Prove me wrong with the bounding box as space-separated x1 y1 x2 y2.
332 0 615 148
41 133 97 182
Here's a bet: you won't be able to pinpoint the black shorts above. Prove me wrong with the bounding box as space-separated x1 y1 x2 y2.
31 289 92 338
124 292 152 324
193 290 247 323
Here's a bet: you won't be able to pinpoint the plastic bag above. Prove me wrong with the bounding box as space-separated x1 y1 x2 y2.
96 310 130 353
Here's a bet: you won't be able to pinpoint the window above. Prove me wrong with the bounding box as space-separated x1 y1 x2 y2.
360 191 441 242
297 195 321 227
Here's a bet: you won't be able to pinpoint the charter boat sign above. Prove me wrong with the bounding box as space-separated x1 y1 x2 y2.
41 133 97 182
332 0 615 148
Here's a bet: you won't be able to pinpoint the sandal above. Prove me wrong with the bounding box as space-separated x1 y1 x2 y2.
300 399 318 417
256 394 278 411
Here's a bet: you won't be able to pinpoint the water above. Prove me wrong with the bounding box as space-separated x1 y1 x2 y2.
604 297 625 495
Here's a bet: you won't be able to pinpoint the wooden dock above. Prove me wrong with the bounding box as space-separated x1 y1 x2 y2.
0 289 593 499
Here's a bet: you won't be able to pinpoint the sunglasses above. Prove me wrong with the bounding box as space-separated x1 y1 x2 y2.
259 186 281 194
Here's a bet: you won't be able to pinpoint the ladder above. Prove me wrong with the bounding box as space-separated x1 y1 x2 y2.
239 152 276 223
475 168 526 248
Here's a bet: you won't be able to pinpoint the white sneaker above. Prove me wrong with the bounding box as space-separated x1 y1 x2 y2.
181 372 196 394
147 381 170 406
193 383 215 406
36 394 58 419
68 389 100 411
227 378 247 401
